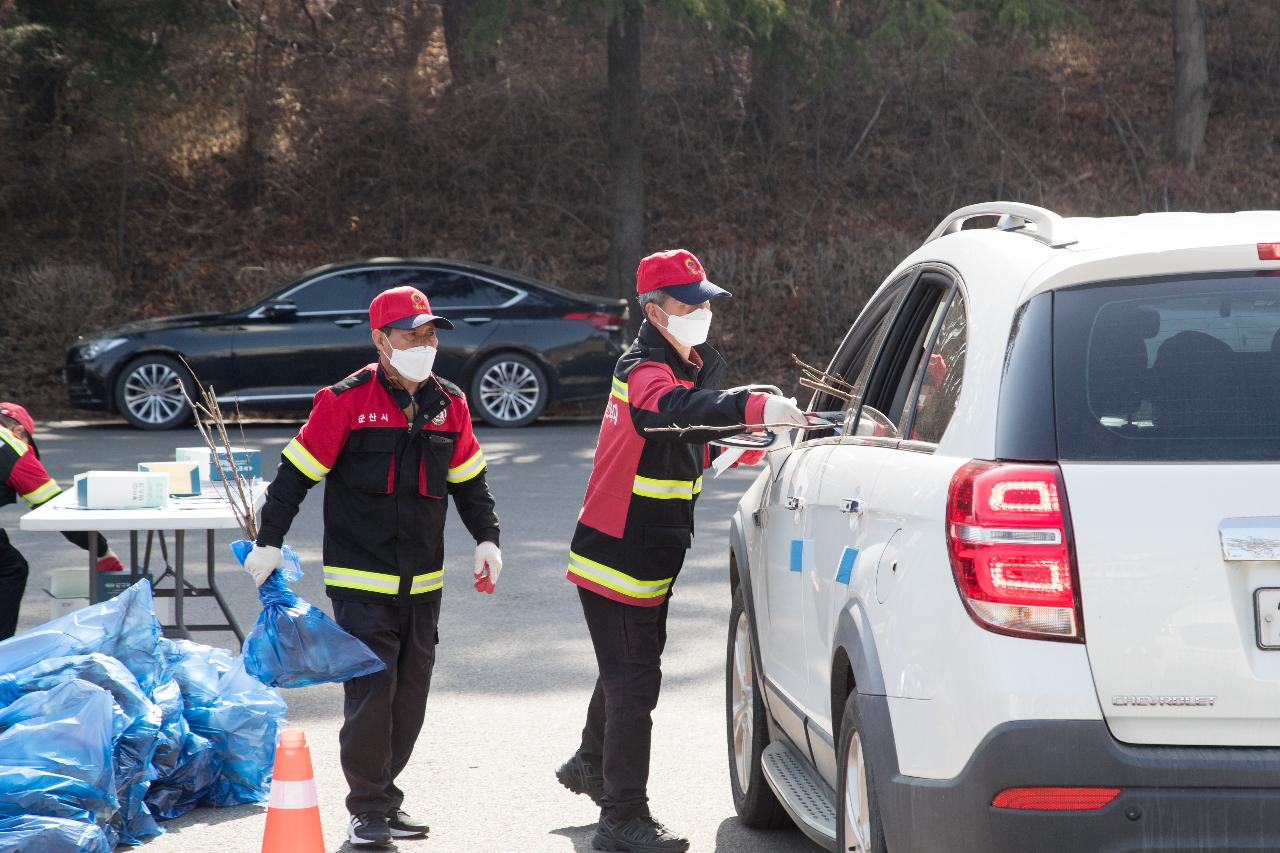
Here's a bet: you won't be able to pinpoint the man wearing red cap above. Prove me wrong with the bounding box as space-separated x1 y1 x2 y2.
0 402 124 639
555 250 807 851
244 286 502 846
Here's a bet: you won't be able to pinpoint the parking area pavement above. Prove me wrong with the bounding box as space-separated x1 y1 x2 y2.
6 419 820 853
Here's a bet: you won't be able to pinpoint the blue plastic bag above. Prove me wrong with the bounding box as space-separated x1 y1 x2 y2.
0 580 162 693
155 637 286 807
144 676 222 820
0 680 118 825
0 815 111 853
0 654 164 844
231 539 386 688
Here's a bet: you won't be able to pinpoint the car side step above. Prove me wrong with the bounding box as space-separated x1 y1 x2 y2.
761 740 838 851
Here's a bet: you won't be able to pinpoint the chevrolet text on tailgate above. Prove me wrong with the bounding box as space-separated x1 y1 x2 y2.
724 202 1280 853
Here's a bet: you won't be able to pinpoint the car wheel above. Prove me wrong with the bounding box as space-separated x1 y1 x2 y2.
727 584 791 829
835 690 888 853
469 352 548 428
114 354 193 430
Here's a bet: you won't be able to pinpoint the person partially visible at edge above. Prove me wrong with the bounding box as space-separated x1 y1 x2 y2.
0 401 125 640
554 249 809 852
241 286 503 847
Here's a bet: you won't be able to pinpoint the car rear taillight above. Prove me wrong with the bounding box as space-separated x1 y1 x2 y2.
1258 243 1280 261
565 312 626 332
992 787 1120 811
945 461 1083 641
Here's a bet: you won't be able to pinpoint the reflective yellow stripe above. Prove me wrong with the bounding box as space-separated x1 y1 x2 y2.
611 377 629 403
446 448 486 484
22 479 61 508
410 570 444 594
322 566 399 594
632 475 703 501
322 566 445 594
567 551 672 599
283 438 329 482
0 426 28 456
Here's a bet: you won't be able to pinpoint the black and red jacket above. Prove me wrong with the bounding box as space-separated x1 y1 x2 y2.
567 322 767 606
0 427 62 510
258 363 499 605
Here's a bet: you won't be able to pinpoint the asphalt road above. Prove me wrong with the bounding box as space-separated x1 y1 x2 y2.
6 419 821 853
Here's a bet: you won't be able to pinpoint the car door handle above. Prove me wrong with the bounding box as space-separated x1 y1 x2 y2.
841 498 864 515
785 496 804 511
333 318 363 328
462 317 492 325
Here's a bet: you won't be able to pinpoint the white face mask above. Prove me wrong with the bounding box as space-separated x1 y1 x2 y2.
657 306 713 348
381 334 437 382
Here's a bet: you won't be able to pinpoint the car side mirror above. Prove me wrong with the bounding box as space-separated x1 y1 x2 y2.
263 299 298 321
712 430 791 452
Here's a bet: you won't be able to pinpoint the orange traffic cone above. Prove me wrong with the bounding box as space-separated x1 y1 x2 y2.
261 728 325 853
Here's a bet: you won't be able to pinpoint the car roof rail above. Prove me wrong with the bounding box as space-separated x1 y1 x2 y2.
924 201 1077 249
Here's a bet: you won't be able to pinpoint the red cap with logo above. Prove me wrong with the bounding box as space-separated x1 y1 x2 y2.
636 249 731 304
369 285 455 331
0 402 35 441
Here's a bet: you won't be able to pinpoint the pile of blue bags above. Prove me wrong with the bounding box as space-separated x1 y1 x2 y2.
0 580 287 850
0 543 385 850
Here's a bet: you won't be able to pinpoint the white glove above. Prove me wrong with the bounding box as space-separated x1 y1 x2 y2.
244 544 283 587
473 541 503 594
763 395 808 427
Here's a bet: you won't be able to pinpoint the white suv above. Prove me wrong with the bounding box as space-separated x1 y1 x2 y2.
725 202 1280 852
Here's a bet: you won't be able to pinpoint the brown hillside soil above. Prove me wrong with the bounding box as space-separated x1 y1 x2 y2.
1 0 1277 421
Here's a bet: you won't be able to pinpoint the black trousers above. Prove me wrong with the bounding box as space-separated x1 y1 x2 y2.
577 586 671 820
0 529 29 641
333 598 440 816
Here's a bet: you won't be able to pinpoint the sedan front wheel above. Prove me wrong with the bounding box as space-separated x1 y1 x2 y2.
114 354 193 430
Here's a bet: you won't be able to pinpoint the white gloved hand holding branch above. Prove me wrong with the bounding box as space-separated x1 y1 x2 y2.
244 543 283 587
763 395 808 428
474 541 502 594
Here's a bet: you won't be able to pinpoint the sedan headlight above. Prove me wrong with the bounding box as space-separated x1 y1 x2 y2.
78 337 127 361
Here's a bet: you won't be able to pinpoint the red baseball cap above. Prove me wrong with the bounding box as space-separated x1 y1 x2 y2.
0 402 35 440
636 249 731 304
369 285 455 331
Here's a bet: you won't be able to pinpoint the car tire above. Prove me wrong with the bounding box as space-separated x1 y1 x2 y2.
727 584 791 829
114 354 194 430
835 690 889 853
469 352 548 428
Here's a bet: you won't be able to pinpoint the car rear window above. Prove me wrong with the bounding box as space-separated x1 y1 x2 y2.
1054 272 1280 461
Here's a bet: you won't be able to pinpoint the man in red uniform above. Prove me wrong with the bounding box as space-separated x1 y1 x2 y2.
0 402 124 639
556 250 807 852
243 286 502 846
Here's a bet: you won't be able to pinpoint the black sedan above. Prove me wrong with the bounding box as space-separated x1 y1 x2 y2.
65 258 629 429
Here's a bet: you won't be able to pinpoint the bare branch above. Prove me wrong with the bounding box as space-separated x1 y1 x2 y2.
643 421 834 436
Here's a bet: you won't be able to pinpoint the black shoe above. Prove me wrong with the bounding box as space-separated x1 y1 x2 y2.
348 812 392 846
556 752 605 806
592 815 690 853
386 808 429 839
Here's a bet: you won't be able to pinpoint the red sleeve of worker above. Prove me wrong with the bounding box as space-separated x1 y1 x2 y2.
446 404 487 485
3 437 61 507
626 362 681 415
744 393 769 426
281 388 350 481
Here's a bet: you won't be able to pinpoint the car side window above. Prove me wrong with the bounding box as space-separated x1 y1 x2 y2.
288 271 379 313
906 292 967 444
848 273 954 440
389 271 515 309
803 274 911 441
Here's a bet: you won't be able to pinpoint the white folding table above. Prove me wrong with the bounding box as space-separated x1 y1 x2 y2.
19 483 267 644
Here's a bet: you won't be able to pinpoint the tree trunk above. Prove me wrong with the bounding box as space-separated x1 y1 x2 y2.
748 36 791 151
605 0 644 300
442 0 496 85
1171 0 1210 172
394 0 436 129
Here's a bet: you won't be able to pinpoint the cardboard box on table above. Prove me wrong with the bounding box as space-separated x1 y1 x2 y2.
173 447 262 484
